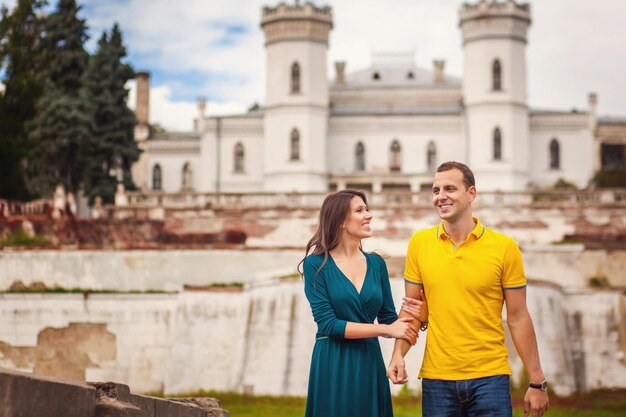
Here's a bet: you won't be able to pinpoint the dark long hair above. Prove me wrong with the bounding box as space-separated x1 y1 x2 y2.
297 189 368 278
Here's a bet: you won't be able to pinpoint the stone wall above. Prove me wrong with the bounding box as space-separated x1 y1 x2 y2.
1 199 625 399
1 247 625 292
0 367 229 417
1 280 624 397
2 195 626 250
0 249 303 292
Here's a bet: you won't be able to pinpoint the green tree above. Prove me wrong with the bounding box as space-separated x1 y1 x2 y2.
81 24 139 204
0 0 46 200
27 0 90 196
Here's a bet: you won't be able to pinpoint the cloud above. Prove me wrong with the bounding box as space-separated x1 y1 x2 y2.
2 0 626 131
127 80 247 132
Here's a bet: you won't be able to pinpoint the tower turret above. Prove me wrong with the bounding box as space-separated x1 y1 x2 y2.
460 0 532 191
260 2 333 192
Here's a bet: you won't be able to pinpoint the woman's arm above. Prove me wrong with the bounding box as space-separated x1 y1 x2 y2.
345 319 416 342
304 257 416 343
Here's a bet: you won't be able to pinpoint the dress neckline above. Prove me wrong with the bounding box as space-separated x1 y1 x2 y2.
329 252 369 295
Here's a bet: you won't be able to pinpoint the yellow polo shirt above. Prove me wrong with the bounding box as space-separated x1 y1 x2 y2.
404 217 526 380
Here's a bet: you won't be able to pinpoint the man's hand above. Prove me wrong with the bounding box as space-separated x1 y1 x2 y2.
523 387 549 417
387 354 408 384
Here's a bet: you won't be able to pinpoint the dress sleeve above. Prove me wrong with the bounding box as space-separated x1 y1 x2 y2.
303 256 348 339
376 256 398 325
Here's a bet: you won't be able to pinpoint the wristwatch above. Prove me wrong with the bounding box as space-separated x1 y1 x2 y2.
529 380 548 392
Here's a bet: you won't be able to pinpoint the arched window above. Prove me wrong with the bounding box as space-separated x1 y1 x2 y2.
355 142 365 172
427 141 437 173
291 62 300 94
290 129 300 161
493 127 502 160
549 138 560 169
182 162 193 190
152 164 162 190
390 140 401 172
234 142 245 173
492 59 502 91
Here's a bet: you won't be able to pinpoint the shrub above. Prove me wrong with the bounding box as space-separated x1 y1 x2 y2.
592 170 626 188
588 276 610 288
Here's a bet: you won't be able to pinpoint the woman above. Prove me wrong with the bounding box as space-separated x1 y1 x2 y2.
299 190 421 417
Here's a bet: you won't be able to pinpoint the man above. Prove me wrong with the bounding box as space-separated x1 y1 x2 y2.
387 161 549 417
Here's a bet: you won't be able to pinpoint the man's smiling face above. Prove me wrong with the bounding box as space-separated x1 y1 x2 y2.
432 168 476 222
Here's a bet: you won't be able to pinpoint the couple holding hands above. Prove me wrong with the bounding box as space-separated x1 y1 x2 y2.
299 162 549 417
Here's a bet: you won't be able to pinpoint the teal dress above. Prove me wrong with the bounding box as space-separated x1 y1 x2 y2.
303 252 398 417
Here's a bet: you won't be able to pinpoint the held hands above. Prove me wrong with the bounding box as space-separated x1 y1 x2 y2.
386 354 409 384
523 387 549 417
387 317 418 345
401 288 428 324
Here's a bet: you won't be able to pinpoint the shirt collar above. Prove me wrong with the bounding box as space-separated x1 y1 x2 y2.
437 217 486 241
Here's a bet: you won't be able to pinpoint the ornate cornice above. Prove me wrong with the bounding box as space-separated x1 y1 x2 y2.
147 140 200 154
261 2 333 46
328 114 463 133
330 87 462 108
459 1 531 45
596 122 626 143
530 113 589 131
459 0 530 23
204 117 264 136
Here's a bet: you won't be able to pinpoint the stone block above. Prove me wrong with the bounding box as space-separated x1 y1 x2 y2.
90 382 142 417
128 394 155 416
0 367 96 417
169 398 230 417
153 397 205 417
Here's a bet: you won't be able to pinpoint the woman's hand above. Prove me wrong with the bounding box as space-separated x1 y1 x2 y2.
402 288 428 324
386 317 418 345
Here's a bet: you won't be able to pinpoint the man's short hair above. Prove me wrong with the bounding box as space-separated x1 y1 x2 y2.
436 161 475 190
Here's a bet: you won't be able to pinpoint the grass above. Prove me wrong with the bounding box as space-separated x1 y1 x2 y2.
3 287 173 294
169 389 626 417
0 228 51 247
205 281 244 288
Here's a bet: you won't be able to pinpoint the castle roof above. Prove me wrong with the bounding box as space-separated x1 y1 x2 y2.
333 65 461 90
332 52 461 90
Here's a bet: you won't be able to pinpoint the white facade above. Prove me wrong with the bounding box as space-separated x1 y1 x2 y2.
137 1 602 193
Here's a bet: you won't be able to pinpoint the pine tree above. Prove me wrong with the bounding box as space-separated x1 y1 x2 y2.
0 0 46 200
82 24 140 204
27 0 90 196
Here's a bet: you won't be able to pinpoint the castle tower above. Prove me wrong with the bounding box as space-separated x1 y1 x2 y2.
260 2 333 192
460 0 531 191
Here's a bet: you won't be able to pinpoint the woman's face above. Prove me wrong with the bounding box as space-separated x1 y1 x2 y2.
342 196 373 240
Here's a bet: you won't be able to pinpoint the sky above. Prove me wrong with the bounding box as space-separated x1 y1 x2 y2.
2 0 626 131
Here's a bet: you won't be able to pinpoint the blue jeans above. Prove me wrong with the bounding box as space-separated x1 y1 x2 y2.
422 375 512 417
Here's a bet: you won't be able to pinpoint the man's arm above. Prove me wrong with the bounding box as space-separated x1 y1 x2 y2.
504 287 549 417
387 281 422 384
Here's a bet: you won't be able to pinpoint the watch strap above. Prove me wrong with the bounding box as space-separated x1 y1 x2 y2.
529 380 548 391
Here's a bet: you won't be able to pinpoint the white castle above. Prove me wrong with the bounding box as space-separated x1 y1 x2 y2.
130 0 625 194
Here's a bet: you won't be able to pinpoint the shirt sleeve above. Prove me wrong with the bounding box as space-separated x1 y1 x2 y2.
303 256 348 339
403 233 422 285
502 239 527 289
375 255 398 325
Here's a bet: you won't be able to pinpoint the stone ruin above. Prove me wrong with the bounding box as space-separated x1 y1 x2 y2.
0 367 229 417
